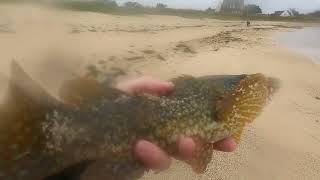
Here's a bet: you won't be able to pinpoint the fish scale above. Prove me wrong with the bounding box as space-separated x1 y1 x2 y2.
0 61 280 180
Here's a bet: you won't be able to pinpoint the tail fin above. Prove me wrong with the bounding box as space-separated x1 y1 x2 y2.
175 74 280 174
218 74 280 143
0 61 60 175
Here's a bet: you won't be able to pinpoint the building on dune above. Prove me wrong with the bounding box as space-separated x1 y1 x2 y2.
217 0 245 14
272 9 298 17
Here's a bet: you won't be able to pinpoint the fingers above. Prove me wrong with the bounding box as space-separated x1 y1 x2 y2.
211 137 238 152
134 137 237 172
176 137 237 161
177 137 238 162
116 77 174 96
134 140 172 171
176 136 196 161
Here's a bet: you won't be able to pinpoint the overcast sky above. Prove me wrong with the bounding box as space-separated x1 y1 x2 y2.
116 0 320 13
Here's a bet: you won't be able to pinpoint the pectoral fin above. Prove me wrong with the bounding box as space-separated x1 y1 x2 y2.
185 138 213 174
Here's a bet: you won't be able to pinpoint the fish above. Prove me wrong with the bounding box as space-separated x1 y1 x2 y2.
0 60 280 180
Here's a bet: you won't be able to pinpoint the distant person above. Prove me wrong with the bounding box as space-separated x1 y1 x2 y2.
247 21 251 27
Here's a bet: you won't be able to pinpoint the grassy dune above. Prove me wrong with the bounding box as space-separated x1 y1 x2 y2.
50 1 320 22
1 0 320 22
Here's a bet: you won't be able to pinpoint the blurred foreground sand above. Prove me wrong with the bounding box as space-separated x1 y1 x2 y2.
0 4 320 180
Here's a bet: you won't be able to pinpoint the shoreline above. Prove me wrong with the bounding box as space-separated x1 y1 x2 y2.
0 4 320 180
274 26 320 65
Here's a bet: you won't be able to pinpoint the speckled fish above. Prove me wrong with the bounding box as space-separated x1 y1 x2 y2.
0 61 280 180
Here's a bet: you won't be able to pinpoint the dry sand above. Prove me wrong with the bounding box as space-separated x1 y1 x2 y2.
1 4 320 180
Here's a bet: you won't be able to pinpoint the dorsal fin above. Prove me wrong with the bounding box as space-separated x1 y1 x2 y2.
59 76 123 110
169 75 204 98
59 76 106 109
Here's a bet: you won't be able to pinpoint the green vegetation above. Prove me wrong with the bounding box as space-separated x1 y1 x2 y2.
50 1 320 22
2 0 320 22
156 3 167 9
52 1 320 22
0 0 38 3
48 1 211 18
52 1 121 14
309 10 320 17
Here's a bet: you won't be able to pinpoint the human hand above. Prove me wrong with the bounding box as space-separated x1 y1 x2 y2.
116 77 238 171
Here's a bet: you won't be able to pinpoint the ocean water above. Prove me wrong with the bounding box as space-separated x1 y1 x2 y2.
276 27 320 64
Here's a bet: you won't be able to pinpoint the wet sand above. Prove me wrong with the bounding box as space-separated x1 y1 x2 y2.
0 4 320 180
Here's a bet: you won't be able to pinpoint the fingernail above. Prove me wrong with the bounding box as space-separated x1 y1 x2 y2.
135 141 171 171
212 138 237 152
178 136 196 160
166 82 175 88
224 138 237 152
163 82 175 94
228 138 238 151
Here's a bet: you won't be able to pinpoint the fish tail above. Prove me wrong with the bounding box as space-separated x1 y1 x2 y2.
218 74 280 141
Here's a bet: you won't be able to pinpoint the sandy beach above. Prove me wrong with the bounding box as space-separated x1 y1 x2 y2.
0 4 320 180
